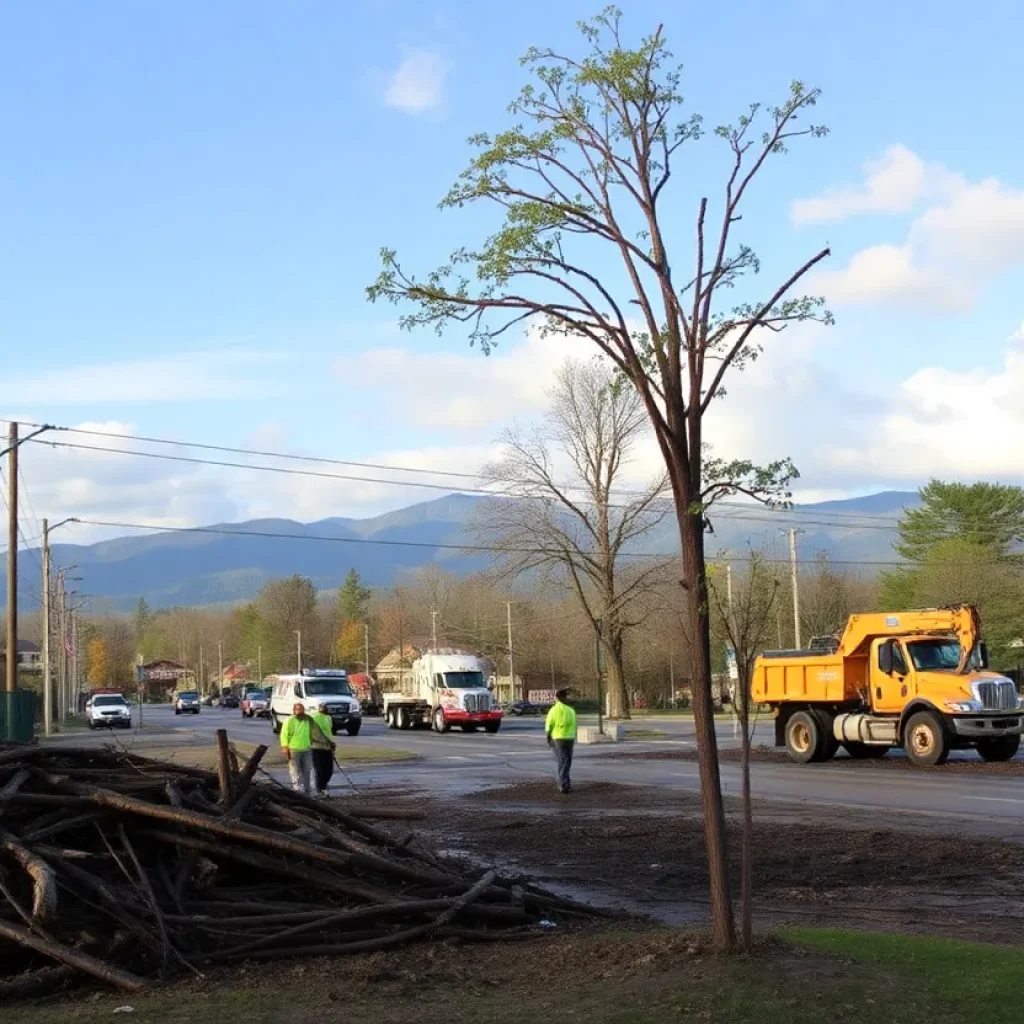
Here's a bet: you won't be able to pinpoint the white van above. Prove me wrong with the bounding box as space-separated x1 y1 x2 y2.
267 668 362 737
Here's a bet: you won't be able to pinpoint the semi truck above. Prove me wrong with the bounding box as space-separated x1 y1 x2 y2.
752 605 1024 767
382 651 502 733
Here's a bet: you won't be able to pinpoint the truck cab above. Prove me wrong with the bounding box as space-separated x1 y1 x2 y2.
382 651 503 733
753 606 1024 766
267 669 362 736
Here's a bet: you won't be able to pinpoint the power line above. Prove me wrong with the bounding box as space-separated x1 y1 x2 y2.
8 416 917 521
61 517 1021 569
31 437 1001 539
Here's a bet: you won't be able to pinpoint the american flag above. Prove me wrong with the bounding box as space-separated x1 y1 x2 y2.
64 631 74 657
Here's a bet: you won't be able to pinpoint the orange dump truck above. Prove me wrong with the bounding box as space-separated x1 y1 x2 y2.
752 606 1024 766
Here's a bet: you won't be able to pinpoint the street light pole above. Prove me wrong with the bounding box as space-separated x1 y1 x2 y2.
6 422 18 696
294 630 302 673
363 623 370 675
41 519 77 736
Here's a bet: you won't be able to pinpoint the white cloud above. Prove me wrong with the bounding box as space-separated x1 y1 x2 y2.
803 149 1024 311
0 351 289 405
815 323 1024 483
791 145 932 224
809 244 970 311
333 327 585 430
384 48 451 115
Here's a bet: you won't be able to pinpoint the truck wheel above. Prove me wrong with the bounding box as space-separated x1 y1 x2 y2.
976 735 1020 762
904 711 949 767
271 711 282 736
484 722 501 734
784 711 823 764
812 710 839 762
397 708 411 731
346 721 361 737
433 708 451 734
842 742 889 759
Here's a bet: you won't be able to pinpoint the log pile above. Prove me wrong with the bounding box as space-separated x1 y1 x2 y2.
0 735 605 997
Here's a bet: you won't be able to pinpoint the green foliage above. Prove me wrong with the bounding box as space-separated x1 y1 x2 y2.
336 569 371 624
895 479 1024 562
884 481 1024 660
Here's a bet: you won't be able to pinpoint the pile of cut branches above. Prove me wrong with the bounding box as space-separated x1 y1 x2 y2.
0 734 604 997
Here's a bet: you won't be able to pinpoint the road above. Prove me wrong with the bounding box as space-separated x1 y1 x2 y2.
69 706 1024 837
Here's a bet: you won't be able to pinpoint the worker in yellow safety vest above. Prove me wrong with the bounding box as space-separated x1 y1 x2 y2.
545 689 577 794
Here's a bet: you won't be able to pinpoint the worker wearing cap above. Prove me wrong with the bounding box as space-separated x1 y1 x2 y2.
545 689 577 794
310 702 337 797
280 703 316 795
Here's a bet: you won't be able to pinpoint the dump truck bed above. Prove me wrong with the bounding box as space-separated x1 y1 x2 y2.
752 649 868 704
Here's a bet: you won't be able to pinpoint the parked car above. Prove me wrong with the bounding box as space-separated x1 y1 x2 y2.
220 694 240 709
241 689 271 719
507 700 544 717
175 691 201 715
86 693 132 730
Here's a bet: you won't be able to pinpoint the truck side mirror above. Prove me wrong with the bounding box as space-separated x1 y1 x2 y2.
978 643 989 670
878 641 893 675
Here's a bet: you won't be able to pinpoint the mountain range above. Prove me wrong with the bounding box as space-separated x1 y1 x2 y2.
3 491 919 611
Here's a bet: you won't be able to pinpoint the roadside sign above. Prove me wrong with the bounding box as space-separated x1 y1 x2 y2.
725 646 739 682
528 689 556 704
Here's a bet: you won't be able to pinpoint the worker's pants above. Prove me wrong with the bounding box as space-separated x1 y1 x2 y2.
312 749 334 794
288 750 313 795
552 739 574 792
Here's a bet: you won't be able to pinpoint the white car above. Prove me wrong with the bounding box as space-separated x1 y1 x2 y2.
86 693 132 730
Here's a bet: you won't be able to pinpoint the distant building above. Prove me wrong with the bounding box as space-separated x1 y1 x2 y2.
0 639 42 677
138 659 190 698
374 644 422 689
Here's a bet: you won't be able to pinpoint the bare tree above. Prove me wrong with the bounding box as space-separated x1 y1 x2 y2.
473 358 670 718
709 553 779 950
369 10 826 946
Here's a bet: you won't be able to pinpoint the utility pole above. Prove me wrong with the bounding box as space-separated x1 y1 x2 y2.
217 640 223 696
199 646 204 696
669 645 675 706
257 645 263 684
70 610 79 710
294 630 302 673
57 573 67 723
42 519 51 735
506 601 514 703
363 623 370 675
788 528 802 649
595 618 604 735
6 421 18 696
431 610 438 652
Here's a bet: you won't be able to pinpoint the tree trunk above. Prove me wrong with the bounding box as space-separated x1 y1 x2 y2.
678 508 736 950
738 663 753 951
602 632 630 720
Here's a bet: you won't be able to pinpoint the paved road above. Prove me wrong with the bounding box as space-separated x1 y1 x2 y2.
65 706 1024 836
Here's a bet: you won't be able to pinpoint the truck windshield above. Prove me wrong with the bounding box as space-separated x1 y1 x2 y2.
94 696 126 707
303 679 353 697
443 671 485 689
906 640 962 672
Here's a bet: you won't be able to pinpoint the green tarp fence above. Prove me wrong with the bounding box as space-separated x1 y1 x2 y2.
1 690 37 743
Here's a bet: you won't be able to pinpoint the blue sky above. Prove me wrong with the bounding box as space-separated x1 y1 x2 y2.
3 0 1023 537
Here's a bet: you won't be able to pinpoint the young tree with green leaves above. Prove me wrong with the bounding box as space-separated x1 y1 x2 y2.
337 569 372 624
368 9 829 947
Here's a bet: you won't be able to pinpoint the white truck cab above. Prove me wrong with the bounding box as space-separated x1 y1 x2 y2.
383 651 503 733
267 668 362 737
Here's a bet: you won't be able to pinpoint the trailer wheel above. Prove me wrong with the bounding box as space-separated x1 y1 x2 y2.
842 742 889 759
904 711 949 767
784 711 823 764
433 708 451 734
976 735 1020 762
385 709 396 729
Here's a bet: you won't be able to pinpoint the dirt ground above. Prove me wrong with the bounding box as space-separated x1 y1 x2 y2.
414 780 1024 945
3 928 980 1024
602 744 1024 775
